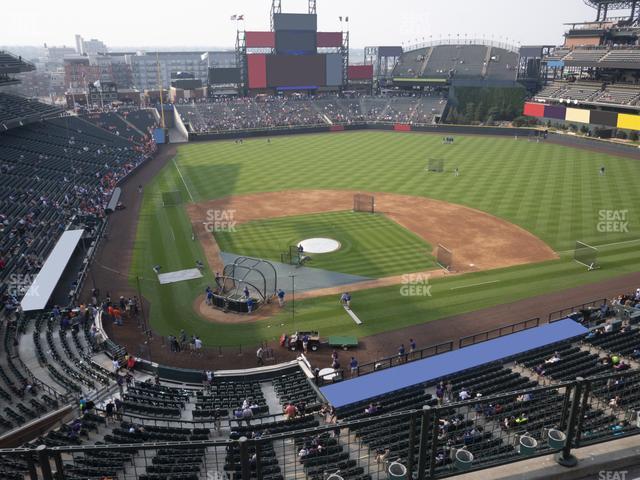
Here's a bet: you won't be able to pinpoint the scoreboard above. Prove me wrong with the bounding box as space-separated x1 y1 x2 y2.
246 12 344 90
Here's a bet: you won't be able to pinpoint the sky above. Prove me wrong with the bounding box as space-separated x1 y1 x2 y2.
3 0 598 49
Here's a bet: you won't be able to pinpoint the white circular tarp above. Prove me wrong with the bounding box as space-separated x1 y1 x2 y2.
297 238 341 254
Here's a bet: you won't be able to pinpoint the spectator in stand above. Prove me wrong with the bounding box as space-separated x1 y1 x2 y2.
284 403 297 419
105 400 115 424
242 406 253 425
459 387 471 401
435 382 445 406
126 355 136 371
545 351 561 364
365 403 379 415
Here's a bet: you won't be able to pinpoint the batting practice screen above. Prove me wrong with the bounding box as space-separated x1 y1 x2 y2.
353 194 375 213
437 244 453 271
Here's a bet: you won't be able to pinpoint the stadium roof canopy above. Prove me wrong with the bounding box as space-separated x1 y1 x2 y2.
584 0 639 9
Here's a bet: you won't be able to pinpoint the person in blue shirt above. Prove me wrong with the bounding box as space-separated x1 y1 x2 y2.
398 344 406 362
277 289 285 307
349 357 358 377
246 297 254 314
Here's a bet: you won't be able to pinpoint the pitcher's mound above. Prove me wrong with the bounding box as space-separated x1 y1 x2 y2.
298 238 341 254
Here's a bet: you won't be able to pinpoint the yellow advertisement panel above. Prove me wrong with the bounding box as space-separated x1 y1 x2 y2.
617 113 640 131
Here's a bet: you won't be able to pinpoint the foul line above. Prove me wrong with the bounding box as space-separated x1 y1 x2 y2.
173 158 195 203
450 280 500 291
556 238 640 255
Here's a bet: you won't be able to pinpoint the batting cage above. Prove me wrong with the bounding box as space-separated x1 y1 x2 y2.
215 257 278 312
427 159 445 173
162 191 183 206
436 244 453 271
354 194 375 214
574 241 599 270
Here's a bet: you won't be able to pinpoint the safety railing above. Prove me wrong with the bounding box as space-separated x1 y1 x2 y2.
356 341 454 376
458 318 540 349
4 371 639 480
549 298 608 323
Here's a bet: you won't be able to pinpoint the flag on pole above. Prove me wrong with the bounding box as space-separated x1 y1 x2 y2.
230 14 237 20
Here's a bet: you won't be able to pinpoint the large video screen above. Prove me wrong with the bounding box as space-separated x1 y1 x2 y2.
208 67 241 84
276 31 317 54
325 53 343 86
273 13 317 32
267 55 326 88
247 54 267 89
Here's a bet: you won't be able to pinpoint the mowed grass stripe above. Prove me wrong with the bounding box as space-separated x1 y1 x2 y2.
130 132 640 345
214 211 435 278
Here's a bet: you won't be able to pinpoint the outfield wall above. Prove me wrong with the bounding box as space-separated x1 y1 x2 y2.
524 101 640 132
188 122 640 160
188 123 539 142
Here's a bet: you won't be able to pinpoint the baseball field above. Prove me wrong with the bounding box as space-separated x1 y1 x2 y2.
129 131 640 347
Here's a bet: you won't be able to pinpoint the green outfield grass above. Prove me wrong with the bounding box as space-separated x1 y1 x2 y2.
129 132 640 347
214 211 436 278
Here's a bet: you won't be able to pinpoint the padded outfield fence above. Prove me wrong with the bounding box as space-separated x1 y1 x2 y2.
3 371 640 480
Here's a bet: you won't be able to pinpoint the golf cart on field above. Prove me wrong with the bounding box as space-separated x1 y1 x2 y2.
280 331 320 352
